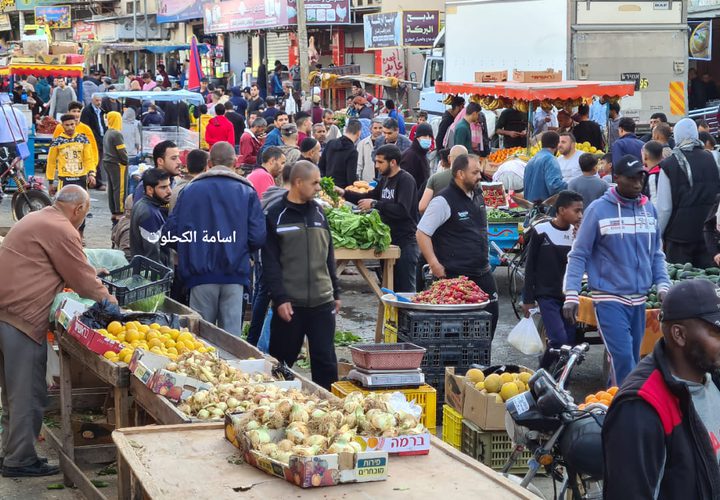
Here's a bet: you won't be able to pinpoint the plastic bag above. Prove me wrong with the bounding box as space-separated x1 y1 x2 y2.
79 300 180 330
84 249 128 271
507 315 543 355
49 291 95 323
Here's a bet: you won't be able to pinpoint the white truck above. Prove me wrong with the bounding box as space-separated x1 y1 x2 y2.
420 0 688 125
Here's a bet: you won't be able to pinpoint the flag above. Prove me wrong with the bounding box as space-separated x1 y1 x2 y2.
188 35 204 91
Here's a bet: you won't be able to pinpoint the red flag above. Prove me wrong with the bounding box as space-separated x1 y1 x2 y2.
188 35 204 91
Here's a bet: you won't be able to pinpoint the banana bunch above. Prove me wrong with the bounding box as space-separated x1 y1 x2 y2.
512 100 529 113
443 94 458 105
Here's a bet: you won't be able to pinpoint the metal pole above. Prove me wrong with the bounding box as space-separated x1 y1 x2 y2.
143 0 149 72
296 0 310 93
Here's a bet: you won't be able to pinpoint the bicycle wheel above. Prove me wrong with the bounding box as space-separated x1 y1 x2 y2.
508 252 526 320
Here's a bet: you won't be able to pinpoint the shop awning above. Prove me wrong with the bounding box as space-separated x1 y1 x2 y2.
434 80 636 101
85 42 210 54
0 63 85 78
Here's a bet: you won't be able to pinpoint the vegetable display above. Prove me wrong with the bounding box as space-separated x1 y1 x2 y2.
319 177 342 207
325 206 392 253
413 276 490 304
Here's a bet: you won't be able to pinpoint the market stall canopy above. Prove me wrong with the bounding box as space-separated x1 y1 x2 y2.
435 80 636 101
311 72 418 90
86 42 211 55
97 90 205 106
0 62 84 78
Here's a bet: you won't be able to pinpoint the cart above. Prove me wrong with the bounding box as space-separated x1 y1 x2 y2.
0 62 85 176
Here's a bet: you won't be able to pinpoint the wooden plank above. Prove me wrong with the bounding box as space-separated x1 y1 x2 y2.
47 387 109 412
59 332 129 387
42 424 109 500
355 259 383 299
115 386 132 500
113 424 537 499
157 297 201 319
59 347 75 488
130 377 190 425
73 444 117 465
335 245 400 261
194 318 266 360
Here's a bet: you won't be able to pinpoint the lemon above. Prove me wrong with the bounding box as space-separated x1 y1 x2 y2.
138 324 150 333
167 347 178 355
514 381 526 393
120 351 133 364
146 330 160 341
197 347 208 353
177 332 194 344
149 322 161 330
125 330 140 343
97 328 109 337
168 329 180 340
484 373 502 393
193 341 203 350
150 346 163 355
500 372 515 384
518 372 532 384
117 333 126 342
159 325 171 334
107 321 123 335
103 351 116 360
500 382 521 401
466 368 485 384
475 381 485 391
118 348 133 363
148 338 164 349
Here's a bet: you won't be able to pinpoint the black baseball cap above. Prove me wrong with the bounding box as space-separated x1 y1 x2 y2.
614 154 646 177
660 280 720 328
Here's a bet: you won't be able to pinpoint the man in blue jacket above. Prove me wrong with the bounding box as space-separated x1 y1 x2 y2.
162 142 266 336
563 155 671 385
523 131 567 203
610 117 644 164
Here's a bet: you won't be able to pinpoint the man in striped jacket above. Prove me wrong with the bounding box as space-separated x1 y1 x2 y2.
562 155 671 385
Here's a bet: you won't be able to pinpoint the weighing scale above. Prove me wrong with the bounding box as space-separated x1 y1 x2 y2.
348 367 425 388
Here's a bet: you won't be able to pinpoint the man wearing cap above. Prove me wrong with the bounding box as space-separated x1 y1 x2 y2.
603 279 720 499
563 154 671 385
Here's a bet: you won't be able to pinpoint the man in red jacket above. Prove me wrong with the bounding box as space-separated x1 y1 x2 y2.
205 104 235 149
237 117 267 172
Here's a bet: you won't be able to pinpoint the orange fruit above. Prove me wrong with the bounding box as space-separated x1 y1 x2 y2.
596 391 611 400
578 403 586 410
584 394 595 404
607 386 619 396
586 397 599 405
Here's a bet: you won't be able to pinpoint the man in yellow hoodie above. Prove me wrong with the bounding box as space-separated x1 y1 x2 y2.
47 114 96 196
102 111 129 225
52 101 98 170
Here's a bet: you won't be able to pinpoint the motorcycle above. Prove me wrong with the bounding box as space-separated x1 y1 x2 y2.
0 150 52 221
502 343 606 499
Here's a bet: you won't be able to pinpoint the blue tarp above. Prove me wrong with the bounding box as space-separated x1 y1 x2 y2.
143 44 210 54
94 89 205 106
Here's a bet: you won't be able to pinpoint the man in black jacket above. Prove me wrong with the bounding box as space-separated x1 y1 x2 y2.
318 118 361 188
416 154 499 334
339 144 419 292
603 279 720 500
80 94 107 190
436 95 465 147
263 161 340 389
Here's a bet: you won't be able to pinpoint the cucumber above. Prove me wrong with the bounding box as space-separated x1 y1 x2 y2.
707 267 720 276
668 268 677 279
683 262 693 271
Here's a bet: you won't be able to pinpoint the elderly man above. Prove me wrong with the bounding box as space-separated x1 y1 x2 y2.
0 186 116 478
356 117 384 182
163 142 266 336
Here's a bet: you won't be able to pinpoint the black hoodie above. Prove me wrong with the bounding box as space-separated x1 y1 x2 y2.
318 135 359 188
399 139 430 192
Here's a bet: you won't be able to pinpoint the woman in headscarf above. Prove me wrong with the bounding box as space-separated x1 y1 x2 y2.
103 111 129 225
121 107 142 162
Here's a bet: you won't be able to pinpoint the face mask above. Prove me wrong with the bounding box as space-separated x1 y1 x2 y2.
418 138 432 150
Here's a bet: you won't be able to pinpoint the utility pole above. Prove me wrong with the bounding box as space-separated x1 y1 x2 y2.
133 0 138 72
296 0 310 93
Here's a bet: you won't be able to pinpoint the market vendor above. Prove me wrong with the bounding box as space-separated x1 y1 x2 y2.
0 185 116 478
416 153 499 335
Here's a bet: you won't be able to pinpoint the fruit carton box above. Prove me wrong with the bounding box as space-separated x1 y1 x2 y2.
353 433 431 455
129 348 211 403
55 297 91 330
66 317 123 356
462 366 534 431
226 358 303 391
512 68 563 83
475 70 508 82
224 414 388 488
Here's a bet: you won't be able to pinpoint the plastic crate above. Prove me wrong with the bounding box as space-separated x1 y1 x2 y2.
397 309 492 342
488 222 520 250
441 404 463 449
384 303 399 329
350 343 426 370
331 381 437 434
384 323 398 343
100 255 173 306
461 420 533 473
415 340 492 371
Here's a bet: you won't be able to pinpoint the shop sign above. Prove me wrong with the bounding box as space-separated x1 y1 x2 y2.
689 20 712 61
402 10 439 47
157 0 203 23
73 20 95 41
15 0 62 10
0 0 14 14
0 13 10 30
287 0 350 25
202 0 289 33
35 4 70 29
364 12 401 50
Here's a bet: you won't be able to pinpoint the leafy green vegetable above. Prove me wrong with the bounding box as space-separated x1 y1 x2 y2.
334 330 362 346
126 293 165 312
487 208 522 221
325 206 392 253
320 177 341 206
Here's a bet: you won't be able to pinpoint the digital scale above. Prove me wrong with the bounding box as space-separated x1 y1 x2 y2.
348 367 425 388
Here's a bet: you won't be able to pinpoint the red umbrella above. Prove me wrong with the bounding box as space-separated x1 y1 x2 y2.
187 35 204 91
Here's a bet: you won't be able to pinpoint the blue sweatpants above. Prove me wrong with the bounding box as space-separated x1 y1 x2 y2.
594 301 646 386
537 297 576 349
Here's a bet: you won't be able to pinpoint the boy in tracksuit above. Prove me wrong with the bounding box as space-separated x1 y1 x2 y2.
563 155 671 385
47 113 96 195
522 190 584 369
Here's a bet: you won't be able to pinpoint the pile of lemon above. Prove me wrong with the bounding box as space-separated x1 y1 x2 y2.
99 321 215 364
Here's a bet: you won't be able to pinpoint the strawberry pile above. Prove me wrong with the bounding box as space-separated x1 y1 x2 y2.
412 276 490 304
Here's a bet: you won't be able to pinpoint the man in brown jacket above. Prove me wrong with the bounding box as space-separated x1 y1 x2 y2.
0 185 116 477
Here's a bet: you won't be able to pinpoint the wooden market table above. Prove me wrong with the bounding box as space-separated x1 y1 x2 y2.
335 246 401 342
112 423 536 500
577 296 661 356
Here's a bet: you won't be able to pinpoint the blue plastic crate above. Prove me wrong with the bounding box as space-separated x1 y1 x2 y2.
488 222 520 267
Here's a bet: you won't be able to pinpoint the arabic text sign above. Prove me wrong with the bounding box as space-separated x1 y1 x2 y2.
15 0 60 10
287 0 350 24
402 10 439 47
73 20 95 41
364 12 401 50
35 4 70 29
157 0 203 23
202 0 289 34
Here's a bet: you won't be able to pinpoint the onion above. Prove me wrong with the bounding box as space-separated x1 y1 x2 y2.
277 439 295 452
290 404 309 423
226 397 240 409
305 435 328 448
248 427 272 448
193 390 209 405
197 409 210 419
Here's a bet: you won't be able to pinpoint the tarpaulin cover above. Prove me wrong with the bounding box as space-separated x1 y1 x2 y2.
96 89 205 105
435 80 636 101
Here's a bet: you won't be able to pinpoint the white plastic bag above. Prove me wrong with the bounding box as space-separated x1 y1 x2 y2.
507 315 543 355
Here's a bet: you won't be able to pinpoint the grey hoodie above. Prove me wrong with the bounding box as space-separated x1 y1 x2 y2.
121 108 142 156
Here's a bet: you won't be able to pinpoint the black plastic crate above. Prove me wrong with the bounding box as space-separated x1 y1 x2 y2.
100 255 173 306
398 309 492 341
424 372 446 416
397 332 492 371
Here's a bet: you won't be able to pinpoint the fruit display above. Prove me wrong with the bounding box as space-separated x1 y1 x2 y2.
467 368 534 402
99 320 215 363
36 115 59 135
325 205 391 252
577 386 618 410
165 351 272 386
345 180 372 194
527 140 601 158
481 183 507 208
413 276 490 305
228 391 425 465
488 147 525 164
486 208 525 221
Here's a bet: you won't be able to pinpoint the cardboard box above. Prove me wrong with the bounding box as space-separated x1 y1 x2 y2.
226 358 302 391
512 68 563 83
475 70 508 83
36 54 63 65
67 317 123 356
224 414 388 488
445 367 467 413
55 297 90 330
462 366 534 431
50 42 78 55
21 35 49 57
129 349 211 403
